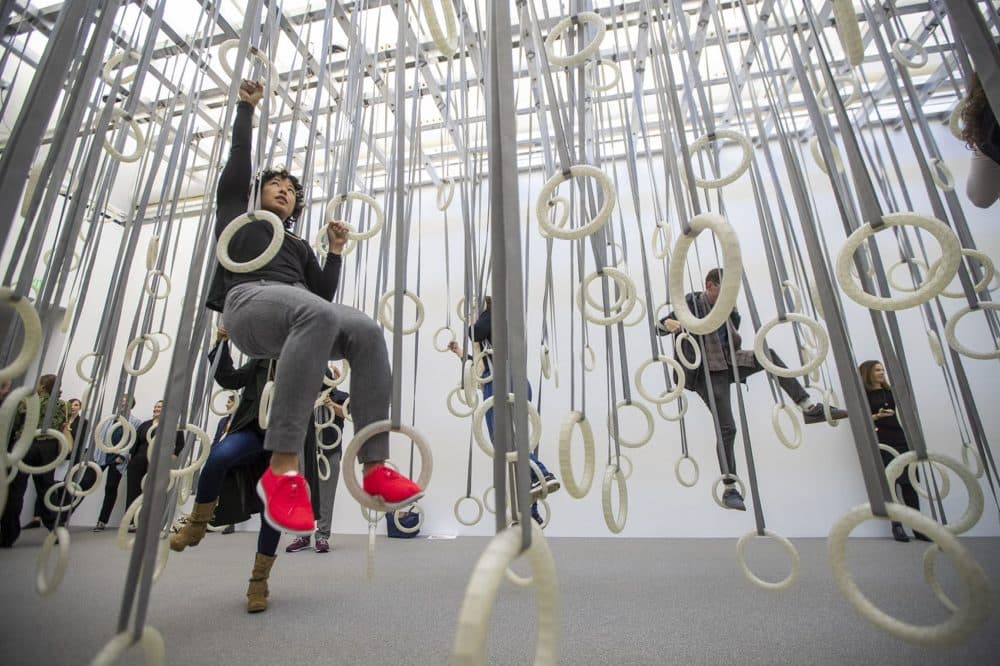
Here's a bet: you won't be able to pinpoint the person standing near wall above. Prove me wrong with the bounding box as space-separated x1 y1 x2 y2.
93 395 142 531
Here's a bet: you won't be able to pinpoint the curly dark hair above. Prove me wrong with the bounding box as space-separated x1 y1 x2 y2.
254 167 305 222
960 73 990 151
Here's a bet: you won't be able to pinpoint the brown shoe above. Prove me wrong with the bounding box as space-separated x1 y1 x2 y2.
169 500 218 552
247 552 276 613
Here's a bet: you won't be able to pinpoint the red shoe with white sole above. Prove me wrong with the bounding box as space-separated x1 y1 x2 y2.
363 465 424 509
256 468 315 535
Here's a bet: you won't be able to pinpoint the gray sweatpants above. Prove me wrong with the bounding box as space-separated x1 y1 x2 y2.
966 149 1000 209
222 281 389 462
314 445 343 540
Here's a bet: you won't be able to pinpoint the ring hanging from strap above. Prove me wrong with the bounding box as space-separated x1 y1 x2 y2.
624 296 645 327
809 135 845 175
544 11 606 67
634 356 685 404
673 331 701 370
0 288 42 382
753 313 829 378
315 453 330 482
558 411 595 498
393 503 424 534
781 280 804 313
576 267 637 325
325 192 384 240
123 335 160 377
169 424 212 480
453 495 484 526
816 74 860 114
943 302 1000 360
94 415 137 454
582 345 596 371
420 0 459 57
885 452 983 535
608 400 654 448
210 388 239 416
92 626 166 666
540 346 552 379
18 429 71 474
948 101 965 140
36 527 71 597
836 212 961 311
891 37 929 69
482 485 495 514
102 50 141 84
342 420 433 511
143 270 171 300
908 459 952 501
43 482 79 513
472 349 493 385
587 58 620 91
831 0 863 66
651 222 672 260
64 461 104 497
258 381 275 429
878 443 900 460
316 423 342 451
450 522 559 665
772 403 802 450
217 210 285 273
712 474 746 509
923 544 958 613
935 249 995 299
538 197 571 239
325 360 349 387
887 258 931 293
314 223 357 257
217 39 278 88
683 129 753 188
601 465 628 533
145 235 160 271
673 454 699 488
41 248 80 271
149 331 172 351
657 392 688 422
581 268 631 312
735 529 800 591
828 502 991 646
0 387 40 465
929 158 955 192
668 213 742 334
472 394 542 457
433 325 456 352
536 165 616 239
961 444 984 479
436 178 455 210
447 386 476 418
378 289 425 335
103 108 146 163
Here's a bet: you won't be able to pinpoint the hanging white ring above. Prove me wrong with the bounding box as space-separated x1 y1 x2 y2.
169 424 212 480
482 485 496 514
0 387 40 465
736 529 800 591
472 394 542 458
885 452 983 535
817 74 861 114
92 626 166 666
943 302 1000 360
577 268 637 326
608 400 654 448
447 386 477 418
929 158 955 192
581 268 631 312
64 460 104 497
325 192 385 240
123 334 160 376
41 248 81 271
536 165 616 239
668 214 743 334
217 39 277 88
674 454 699 488
36 527 71 597
652 223 672 260
145 235 160 271
809 135 845 175
587 58 621 92
325 360 350 387
217 210 284 273
601 465 628 534
836 213 961 311
433 326 456 352
103 108 146 163
753 314 829 378
316 423 342 451
831 0 863 65
658 392 689 422
582 345 596 372
672 331 702 371
684 129 753 188
0 287 42 382
961 444 984 480
887 259 931 293
540 346 552 379
948 101 965 140
17 429 71 474
936 249 995 299
94 415 136 454
908 459 952 501
624 296 645 327
558 411 596 499
143 270 171 300
891 38 929 69
453 495 484 526
314 223 357 257
436 178 456 210
316 452 331 481
544 11 606 67
258 380 274 429
772 403 802 450
922 545 958 613
378 289 425 335
828 502 991 646
210 389 239 416
420 0 459 57
43 482 79 513
393 503 424 534
634 356 685 405
342 420 433 511
712 474 746 509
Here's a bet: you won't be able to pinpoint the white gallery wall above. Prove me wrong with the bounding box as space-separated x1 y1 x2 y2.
10 118 999 539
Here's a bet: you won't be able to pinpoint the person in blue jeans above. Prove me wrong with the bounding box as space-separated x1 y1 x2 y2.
449 296 560 526
170 325 281 613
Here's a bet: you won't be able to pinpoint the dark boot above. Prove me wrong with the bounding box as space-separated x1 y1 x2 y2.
891 522 910 542
169 500 218 552
246 552 276 613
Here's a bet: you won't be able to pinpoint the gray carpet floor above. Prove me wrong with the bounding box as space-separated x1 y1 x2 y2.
0 528 997 665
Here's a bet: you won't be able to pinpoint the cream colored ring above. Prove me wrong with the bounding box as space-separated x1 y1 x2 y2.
41 248 81 271
930 158 955 192
891 38 928 69
923 545 958 613
64 461 104 497
36 527 71 597
608 400 654 448
885 451 983 535
451 522 559 665
831 0 863 65
316 452 331 481
736 529 800 591
103 108 145 163
667 213 742 333
588 58 621 92
361 505 385 523
558 411 596 498
617 453 633 481
0 288 42 382
541 346 552 379
544 11 606 67
781 280 804 313
447 386 477 418
674 454 699 488
582 268 631 312
753 314 829 378
420 0 459 57
961 444 984 479
342 420 432 511
684 129 753 188
169 424 212 480
577 268 637 326
149 331 172 352
601 465 628 534
145 235 160 271
772 403 802 450
94 415 136 454
316 422 342 451
658 392 689 422
433 326 456 352
43 482 78 513
18 429 70 474
325 360 349 387
817 74 861 114
341 397 352 423
0 387 40 465
102 50 141 85
836 213 961 311
117 496 143 550
210 388 239 416
482 485 496 514
394 503 424 534
582 345 596 371
123 335 159 376
538 197 571 240
325 192 384 240
143 270 171 300
712 474 746 509
454 495 484 526
314 223 357 257
887 259 930 293
948 101 965 140
378 289 425 335
217 210 284 273
809 280 826 320
536 165 616 239
908 459 951 501
809 135 845 175
472 349 493 385
624 296 645 327
472 394 542 458
936 249 995 299
828 502 991 646
436 178 456 210
944 302 1000 360
634 355 685 404
462 364 478 407
217 39 277 87
652 223 672 260
258 380 274 429
879 443 901 460
92 626 166 666
822 389 841 427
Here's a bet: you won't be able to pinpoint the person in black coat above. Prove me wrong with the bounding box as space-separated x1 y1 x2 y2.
125 400 185 514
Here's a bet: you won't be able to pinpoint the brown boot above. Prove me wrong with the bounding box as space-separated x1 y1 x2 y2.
246 552 276 613
169 500 218 552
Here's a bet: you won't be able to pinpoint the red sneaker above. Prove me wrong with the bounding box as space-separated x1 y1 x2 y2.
256 468 315 535
363 465 424 509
